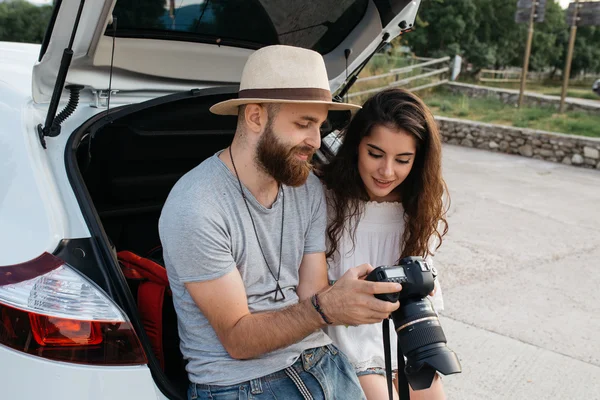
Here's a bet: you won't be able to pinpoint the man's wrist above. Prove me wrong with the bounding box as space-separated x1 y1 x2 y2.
303 294 328 328
311 293 333 325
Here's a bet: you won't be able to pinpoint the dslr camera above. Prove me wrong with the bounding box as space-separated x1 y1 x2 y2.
366 256 461 390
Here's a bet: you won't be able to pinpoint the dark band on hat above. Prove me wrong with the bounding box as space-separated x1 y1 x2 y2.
238 88 332 102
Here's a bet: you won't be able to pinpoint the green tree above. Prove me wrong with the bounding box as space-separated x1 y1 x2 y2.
399 0 600 77
404 0 478 60
0 0 53 44
529 0 568 73
478 0 525 69
401 0 517 73
568 25 600 77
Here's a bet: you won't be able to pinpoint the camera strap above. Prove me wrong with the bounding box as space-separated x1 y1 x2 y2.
383 318 394 400
383 318 410 400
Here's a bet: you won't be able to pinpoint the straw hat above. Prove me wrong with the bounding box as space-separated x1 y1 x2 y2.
209 45 361 115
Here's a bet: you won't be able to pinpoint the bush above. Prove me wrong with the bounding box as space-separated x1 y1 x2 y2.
0 1 53 44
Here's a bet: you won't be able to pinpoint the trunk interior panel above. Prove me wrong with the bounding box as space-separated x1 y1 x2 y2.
74 92 238 397
79 94 237 255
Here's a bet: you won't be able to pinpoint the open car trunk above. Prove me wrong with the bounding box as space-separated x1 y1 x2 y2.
78 91 238 256
69 87 239 399
67 87 348 399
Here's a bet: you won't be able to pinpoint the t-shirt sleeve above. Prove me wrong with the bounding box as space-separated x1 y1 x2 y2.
160 198 236 283
303 176 327 254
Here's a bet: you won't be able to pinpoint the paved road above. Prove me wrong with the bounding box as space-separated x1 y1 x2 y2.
433 145 600 399
520 88 600 109
564 95 600 109
532 91 600 109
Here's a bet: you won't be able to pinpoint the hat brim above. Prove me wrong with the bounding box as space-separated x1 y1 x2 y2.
209 98 361 116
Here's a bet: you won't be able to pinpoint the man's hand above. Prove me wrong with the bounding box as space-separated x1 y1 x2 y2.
318 263 401 325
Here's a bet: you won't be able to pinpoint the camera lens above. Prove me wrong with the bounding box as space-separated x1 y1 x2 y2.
391 297 461 390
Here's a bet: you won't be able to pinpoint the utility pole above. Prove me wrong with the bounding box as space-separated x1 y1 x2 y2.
518 1 537 108
559 0 580 113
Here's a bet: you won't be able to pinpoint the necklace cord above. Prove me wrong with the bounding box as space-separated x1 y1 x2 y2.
229 147 286 300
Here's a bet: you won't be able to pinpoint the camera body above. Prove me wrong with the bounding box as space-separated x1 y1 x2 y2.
366 256 461 391
366 256 436 303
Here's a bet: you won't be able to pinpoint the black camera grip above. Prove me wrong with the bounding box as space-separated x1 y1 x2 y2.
365 266 402 303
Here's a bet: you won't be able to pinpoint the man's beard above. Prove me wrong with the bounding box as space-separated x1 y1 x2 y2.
255 122 315 187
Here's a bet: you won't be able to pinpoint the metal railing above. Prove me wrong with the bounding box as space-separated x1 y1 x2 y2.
347 56 451 99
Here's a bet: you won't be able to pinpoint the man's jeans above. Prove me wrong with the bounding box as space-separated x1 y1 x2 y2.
187 344 366 400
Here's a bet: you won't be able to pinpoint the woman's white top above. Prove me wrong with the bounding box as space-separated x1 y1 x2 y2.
323 200 444 373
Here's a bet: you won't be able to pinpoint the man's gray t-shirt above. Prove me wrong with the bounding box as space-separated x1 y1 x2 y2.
158 151 331 386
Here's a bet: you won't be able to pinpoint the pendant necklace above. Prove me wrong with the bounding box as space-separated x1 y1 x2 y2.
229 147 286 302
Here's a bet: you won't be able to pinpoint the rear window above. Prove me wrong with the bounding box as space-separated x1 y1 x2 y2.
108 0 369 54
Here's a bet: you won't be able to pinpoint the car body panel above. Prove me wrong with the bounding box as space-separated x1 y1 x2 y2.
1 42 99 265
0 344 167 400
0 42 72 265
0 42 40 97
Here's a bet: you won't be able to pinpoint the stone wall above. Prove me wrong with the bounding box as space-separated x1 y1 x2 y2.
446 82 600 114
436 116 600 170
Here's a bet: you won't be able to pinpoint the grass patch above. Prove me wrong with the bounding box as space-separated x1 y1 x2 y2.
343 55 599 137
419 87 600 138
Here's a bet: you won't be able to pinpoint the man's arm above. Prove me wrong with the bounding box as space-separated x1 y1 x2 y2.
296 252 329 300
186 262 402 360
296 176 330 301
185 268 324 360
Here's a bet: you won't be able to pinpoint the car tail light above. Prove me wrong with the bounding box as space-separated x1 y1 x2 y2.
0 252 147 365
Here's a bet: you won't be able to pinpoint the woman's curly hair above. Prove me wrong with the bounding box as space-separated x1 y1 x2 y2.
320 88 449 262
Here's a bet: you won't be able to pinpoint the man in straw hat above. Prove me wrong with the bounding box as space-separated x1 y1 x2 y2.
159 45 402 399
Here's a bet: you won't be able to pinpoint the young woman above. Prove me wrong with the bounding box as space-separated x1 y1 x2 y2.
320 88 449 400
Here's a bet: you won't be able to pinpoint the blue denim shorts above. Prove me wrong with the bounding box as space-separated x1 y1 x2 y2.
188 344 366 400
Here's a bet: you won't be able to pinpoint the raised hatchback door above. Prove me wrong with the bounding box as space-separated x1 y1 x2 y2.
33 0 421 104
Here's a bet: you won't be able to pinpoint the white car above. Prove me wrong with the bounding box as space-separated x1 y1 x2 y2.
0 1 421 399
